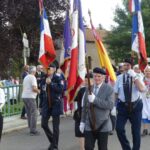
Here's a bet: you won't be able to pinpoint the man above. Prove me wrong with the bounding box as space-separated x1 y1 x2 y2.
40 64 64 150
80 67 114 150
115 58 145 150
0 88 5 141
22 66 40 135
21 65 29 119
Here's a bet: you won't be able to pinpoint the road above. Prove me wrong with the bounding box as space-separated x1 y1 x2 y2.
0 116 149 150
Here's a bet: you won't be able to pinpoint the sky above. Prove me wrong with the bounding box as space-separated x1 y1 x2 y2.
77 0 123 30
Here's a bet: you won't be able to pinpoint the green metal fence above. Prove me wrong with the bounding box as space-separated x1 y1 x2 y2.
1 84 23 117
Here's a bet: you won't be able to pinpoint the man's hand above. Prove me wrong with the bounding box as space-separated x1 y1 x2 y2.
128 69 136 78
79 122 85 133
46 77 51 84
88 93 95 103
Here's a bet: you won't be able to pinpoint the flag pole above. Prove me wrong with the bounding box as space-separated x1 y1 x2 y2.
85 57 96 131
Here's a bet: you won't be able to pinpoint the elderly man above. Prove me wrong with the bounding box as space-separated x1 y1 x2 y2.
80 67 114 150
22 66 40 135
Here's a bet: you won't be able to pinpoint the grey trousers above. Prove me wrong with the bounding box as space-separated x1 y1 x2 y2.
23 98 38 133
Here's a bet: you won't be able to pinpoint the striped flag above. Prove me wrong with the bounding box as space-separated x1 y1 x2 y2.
38 7 56 68
60 9 72 75
129 0 148 71
88 11 116 82
67 0 86 103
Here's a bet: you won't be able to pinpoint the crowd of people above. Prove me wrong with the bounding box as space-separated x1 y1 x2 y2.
0 58 150 150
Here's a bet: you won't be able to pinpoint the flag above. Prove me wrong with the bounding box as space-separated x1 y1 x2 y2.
129 0 148 71
60 9 72 75
67 0 86 103
38 8 56 68
88 11 116 82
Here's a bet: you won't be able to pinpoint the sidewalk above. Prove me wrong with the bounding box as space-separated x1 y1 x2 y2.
3 112 73 134
3 115 41 134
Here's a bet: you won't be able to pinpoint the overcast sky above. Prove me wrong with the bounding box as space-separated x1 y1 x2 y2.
78 0 123 30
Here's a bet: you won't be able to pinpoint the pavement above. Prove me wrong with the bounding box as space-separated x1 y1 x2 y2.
1 116 150 150
3 112 72 134
2 114 150 150
3 114 41 134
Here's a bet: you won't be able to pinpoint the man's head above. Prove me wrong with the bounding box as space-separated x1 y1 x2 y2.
93 67 106 85
118 63 124 73
28 66 36 75
47 64 56 76
123 58 132 72
84 72 93 86
23 65 29 72
36 65 43 72
133 64 141 74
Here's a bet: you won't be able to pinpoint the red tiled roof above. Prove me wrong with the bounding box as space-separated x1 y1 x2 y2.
85 28 109 42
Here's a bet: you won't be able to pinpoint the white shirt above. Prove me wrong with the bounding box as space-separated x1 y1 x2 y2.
93 82 103 95
0 88 5 111
22 74 38 99
114 74 142 102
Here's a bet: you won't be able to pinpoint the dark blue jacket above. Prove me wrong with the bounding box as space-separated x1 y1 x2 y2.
39 73 64 117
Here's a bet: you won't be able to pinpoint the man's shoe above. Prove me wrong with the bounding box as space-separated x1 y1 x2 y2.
141 129 148 137
21 116 27 119
30 131 40 136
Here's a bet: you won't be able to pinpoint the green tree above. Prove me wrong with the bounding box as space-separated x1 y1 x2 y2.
0 0 67 78
105 0 150 63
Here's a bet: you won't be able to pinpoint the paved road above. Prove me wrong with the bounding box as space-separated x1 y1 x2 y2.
0 116 150 150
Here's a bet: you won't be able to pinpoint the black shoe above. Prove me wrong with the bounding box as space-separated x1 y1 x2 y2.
109 131 114 135
141 129 148 137
30 131 40 136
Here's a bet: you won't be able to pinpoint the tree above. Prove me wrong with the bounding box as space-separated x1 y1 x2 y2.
0 0 67 78
105 0 150 63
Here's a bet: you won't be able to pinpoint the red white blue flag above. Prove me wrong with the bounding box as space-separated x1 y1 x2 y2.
38 8 56 68
67 0 86 103
129 0 147 71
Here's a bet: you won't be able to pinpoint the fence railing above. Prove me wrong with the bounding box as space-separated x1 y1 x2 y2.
1 84 23 117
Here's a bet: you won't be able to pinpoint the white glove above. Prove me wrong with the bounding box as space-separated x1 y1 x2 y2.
127 69 136 78
79 122 85 133
111 106 117 116
88 93 95 103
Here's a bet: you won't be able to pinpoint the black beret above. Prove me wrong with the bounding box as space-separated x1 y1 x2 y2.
48 63 56 69
93 67 106 75
124 58 132 65
85 72 93 78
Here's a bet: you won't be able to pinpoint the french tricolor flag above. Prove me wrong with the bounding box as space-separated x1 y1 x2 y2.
130 0 147 71
67 0 86 103
39 8 56 68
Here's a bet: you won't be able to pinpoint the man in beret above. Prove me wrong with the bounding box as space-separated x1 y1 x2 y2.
80 67 114 150
115 58 145 150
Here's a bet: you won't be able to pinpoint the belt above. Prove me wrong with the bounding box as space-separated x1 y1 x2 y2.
118 99 141 105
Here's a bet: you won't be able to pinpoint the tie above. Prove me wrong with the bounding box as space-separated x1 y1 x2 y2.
93 86 98 95
123 74 131 102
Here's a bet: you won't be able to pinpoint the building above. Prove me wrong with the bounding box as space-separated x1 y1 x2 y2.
55 28 110 69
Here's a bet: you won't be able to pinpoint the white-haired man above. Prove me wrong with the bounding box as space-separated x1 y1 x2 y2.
22 66 40 135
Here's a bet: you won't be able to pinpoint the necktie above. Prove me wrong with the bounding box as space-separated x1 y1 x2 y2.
94 86 98 95
123 74 131 102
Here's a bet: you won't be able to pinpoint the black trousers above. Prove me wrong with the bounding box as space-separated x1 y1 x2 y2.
0 112 3 141
116 100 143 150
41 115 60 149
21 106 26 117
84 131 108 150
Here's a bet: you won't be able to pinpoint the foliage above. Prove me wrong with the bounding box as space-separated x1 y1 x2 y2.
0 0 67 78
105 0 150 64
